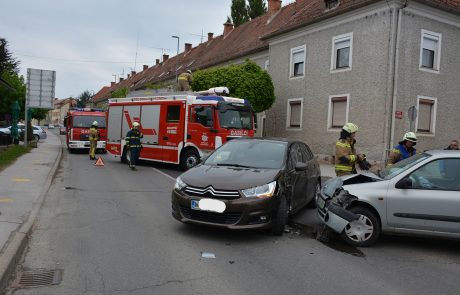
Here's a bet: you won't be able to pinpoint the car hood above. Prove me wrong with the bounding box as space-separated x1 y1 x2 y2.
181 164 281 190
322 172 382 199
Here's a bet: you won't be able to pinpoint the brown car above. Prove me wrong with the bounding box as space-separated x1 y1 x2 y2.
171 138 321 235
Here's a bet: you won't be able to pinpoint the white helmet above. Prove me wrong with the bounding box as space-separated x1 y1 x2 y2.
342 122 359 134
92 121 98 126
187 70 192 74
132 122 140 127
403 132 417 143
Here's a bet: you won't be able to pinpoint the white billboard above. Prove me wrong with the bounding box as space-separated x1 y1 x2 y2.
26 68 56 109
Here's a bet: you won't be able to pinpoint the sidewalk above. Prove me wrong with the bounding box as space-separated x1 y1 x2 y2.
0 131 62 291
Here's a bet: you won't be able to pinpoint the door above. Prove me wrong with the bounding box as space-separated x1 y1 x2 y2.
186 105 216 152
387 158 460 234
159 103 185 163
300 143 318 203
286 143 309 210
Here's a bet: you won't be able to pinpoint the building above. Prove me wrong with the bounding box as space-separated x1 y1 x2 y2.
49 98 77 125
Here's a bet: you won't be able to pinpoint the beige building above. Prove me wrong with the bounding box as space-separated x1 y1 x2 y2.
49 98 77 125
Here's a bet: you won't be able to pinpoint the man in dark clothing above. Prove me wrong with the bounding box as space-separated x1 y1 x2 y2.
125 122 143 170
445 139 459 150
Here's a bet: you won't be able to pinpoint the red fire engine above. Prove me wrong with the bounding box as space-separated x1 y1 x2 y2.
106 87 255 170
64 108 107 153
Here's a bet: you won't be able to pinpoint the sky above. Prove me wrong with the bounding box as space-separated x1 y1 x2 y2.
1 0 233 99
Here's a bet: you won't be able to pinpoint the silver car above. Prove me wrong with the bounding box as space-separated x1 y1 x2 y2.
317 150 460 247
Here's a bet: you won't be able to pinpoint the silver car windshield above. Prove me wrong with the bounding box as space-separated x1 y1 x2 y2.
205 140 287 169
380 153 431 180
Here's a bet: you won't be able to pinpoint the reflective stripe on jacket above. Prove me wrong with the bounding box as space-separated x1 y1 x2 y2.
89 127 99 141
178 72 192 82
335 139 357 173
125 129 143 148
387 144 416 166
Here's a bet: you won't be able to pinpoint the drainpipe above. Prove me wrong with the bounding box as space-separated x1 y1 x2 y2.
383 2 404 164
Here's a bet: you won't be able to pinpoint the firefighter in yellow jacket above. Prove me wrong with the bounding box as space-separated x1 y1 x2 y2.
335 123 365 176
89 121 100 160
177 70 192 91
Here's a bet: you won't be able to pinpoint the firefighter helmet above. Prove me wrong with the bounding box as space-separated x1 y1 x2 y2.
187 70 192 74
403 132 417 143
92 121 98 126
132 122 140 127
342 122 359 134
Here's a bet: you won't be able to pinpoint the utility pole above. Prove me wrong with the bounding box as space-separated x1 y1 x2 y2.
172 35 180 83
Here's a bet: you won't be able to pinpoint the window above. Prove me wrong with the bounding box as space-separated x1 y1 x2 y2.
328 95 349 129
290 45 306 78
190 106 213 127
419 30 441 72
416 96 437 134
286 98 303 129
409 159 460 191
167 105 181 123
325 0 340 10
331 33 352 72
288 143 304 170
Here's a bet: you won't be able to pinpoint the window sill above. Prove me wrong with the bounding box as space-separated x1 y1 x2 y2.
416 132 435 137
330 67 351 74
289 75 305 80
419 67 440 74
286 126 303 131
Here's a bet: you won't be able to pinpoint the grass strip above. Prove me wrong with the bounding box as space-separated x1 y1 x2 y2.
0 145 31 172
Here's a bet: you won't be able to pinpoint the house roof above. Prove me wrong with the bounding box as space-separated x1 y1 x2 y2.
103 0 460 95
91 86 111 103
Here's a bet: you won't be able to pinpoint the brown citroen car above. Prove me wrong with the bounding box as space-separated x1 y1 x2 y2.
171 138 321 235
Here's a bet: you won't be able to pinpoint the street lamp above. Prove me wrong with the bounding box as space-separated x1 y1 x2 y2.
172 35 179 83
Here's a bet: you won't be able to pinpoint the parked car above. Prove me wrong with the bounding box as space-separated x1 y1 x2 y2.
48 124 55 129
317 150 460 247
0 124 47 141
57 124 66 135
172 138 321 235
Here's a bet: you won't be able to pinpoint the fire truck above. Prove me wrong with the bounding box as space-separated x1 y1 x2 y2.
64 108 107 153
106 87 255 170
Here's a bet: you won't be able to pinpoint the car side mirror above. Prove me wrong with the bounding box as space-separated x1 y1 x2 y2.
295 162 308 171
396 177 412 189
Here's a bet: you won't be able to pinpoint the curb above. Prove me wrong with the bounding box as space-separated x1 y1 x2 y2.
0 138 63 292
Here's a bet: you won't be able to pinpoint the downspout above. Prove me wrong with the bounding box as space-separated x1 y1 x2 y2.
383 1 404 164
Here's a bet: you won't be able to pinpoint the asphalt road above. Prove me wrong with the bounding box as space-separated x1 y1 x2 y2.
8 145 460 295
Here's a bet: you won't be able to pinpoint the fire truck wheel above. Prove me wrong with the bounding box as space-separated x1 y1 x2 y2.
180 150 200 171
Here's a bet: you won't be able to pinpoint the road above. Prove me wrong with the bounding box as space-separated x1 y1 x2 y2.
8 141 460 295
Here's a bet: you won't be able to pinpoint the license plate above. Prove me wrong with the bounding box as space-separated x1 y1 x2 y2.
316 197 326 210
191 199 226 213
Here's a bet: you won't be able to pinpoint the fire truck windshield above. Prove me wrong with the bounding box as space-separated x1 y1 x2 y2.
218 109 252 130
73 116 106 128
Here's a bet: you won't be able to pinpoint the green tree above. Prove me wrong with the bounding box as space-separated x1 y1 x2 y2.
0 38 19 75
76 90 92 107
191 60 275 112
111 87 128 98
231 0 249 27
248 0 266 19
30 108 48 122
0 71 26 115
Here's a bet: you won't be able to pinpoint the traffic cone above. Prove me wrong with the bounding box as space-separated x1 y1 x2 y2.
95 157 105 166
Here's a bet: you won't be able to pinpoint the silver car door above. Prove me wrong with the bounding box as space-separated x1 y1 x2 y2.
387 158 460 233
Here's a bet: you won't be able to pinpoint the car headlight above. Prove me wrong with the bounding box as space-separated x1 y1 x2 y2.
241 181 276 198
174 177 187 190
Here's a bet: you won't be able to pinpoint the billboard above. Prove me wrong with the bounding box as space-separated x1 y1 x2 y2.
26 68 56 109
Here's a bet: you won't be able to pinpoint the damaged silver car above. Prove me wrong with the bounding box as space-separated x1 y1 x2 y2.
317 150 460 247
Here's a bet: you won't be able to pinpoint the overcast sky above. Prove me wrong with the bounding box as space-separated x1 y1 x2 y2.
1 0 233 99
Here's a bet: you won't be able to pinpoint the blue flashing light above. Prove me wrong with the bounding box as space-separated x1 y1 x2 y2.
196 96 224 101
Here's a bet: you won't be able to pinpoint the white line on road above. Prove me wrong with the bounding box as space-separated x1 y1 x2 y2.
151 167 176 181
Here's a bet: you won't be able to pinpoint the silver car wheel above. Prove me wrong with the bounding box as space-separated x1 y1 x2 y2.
344 214 374 242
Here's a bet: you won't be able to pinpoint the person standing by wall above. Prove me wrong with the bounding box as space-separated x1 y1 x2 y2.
88 121 100 160
335 123 365 176
125 122 143 170
445 139 459 150
387 132 417 166
177 70 192 91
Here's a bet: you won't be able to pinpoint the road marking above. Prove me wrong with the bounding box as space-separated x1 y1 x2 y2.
12 178 31 182
0 198 13 203
151 167 175 181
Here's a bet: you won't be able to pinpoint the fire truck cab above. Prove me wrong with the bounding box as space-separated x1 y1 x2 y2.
64 108 107 153
106 87 255 170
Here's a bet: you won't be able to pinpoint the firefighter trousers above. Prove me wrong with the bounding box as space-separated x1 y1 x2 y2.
89 141 97 159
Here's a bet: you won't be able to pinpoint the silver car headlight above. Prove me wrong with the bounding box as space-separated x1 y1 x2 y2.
174 177 187 190
241 181 276 198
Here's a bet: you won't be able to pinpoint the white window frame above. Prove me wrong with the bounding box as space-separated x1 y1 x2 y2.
327 94 350 131
289 45 306 79
330 32 353 73
419 30 442 74
286 98 303 130
415 95 437 137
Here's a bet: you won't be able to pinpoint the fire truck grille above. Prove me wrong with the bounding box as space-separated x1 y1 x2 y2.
184 186 240 199
180 206 241 224
80 134 89 140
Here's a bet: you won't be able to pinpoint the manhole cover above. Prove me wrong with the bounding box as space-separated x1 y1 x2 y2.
13 269 63 289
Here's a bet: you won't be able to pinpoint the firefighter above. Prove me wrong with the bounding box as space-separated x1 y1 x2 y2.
125 122 143 170
335 122 365 176
387 132 417 166
89 121 100 160
177 70 192 91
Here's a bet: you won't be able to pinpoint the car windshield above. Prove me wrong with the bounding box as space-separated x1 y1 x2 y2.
218 109 252 130
205 140 287 169
73 116 106 128
380 153 431 180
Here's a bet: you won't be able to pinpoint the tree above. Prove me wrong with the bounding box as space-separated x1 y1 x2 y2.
191 60 275 112
0 71 26 115
77 90 92 107
30 108 48 122
111 87 128 98
248 0 266 19
231 0 249 27
0 38 19 75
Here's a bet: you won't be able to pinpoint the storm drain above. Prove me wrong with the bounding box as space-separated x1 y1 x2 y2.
13 269 63 289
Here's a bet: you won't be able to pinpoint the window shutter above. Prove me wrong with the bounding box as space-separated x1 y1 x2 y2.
332 98 347 127
290 102 301 127
292 51 304 64
418 100 433 132
423 36 437 51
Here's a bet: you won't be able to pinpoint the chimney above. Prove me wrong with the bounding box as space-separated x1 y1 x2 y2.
207 32 214 42
110 82 115 86
184 43 192 52
143 65 148 71
268 0 282 14
131 70 136 76
127 74 131 78
156 59 160 65
119 77 124 82
223 19 234 36
163 54 169 61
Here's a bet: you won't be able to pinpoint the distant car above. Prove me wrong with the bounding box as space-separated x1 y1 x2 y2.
0 124 47 141
48 124 55 129
172 138 321 235
58 124 66 135
317 150 460 247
